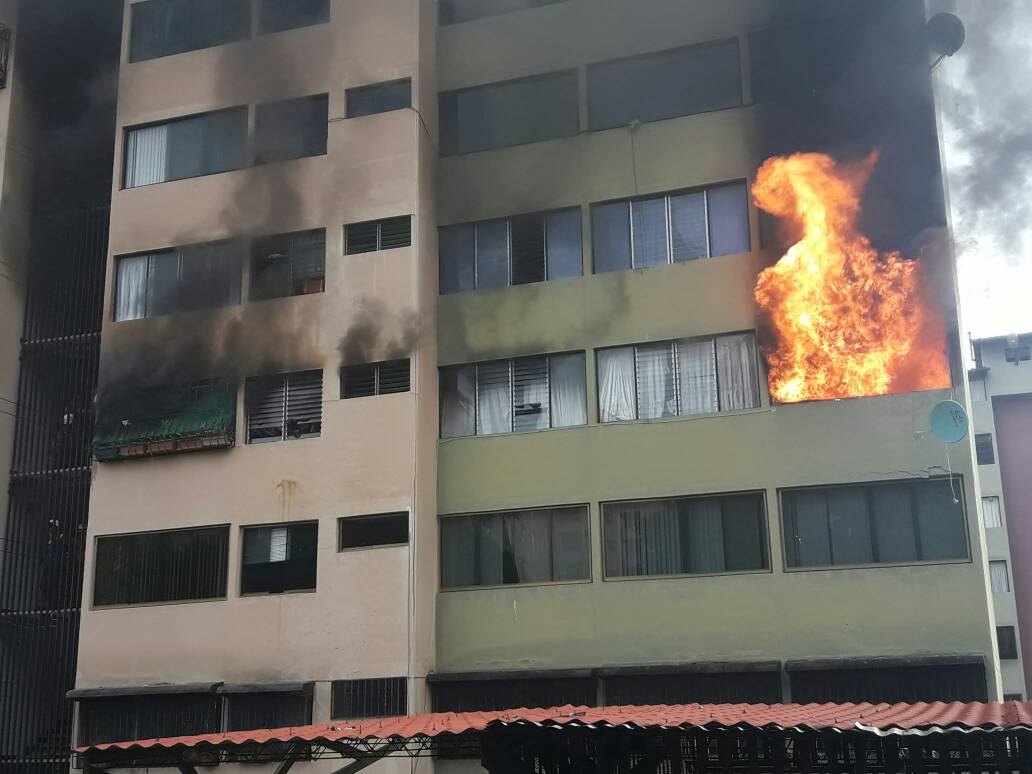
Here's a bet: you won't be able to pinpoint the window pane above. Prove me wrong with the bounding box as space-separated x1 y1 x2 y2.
716 332 760 410
503 509 552 583
635 343 676 419
260 0 329 34
439 0 566 25
441 515 478 588
722 495 766 571
597 347 637 422
683 498 725 573
339 513 408 550
177 241 241 312
983 496 1003 528
285 370 322 439
439 225 476 294
990 560 1010 593
630 197 668 269
440 365 475 438
670 191 707 262
998 626 1019 660
510 214 545 285
549 352 586 428
592 201 631 273
476 361 511 435
707 181 751 257
254 95 328 164
241 523 317 594
976 434 995 465
827 488 873 565
587 41 741 130
146 252 180 317
545 208 582 280
245 374 286 443
124 124 169 187
914 479 968 560
166 108 248 180
870 485 919 563
677 338 717 415
130 0 250 62
784 490 831 568
513 356 549 432
550 508 589 581
347 79 411 118
114 255 149 321
603 500 681 577
475 220 509 290
970 376 988 401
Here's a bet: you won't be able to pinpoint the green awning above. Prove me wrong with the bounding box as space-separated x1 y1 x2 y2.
93 382 236 461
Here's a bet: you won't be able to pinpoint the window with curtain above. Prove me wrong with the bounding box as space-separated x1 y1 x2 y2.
347 79 412 118
990 560 1011 593
114 241 243 321
439 208 582 294
440 506 589 588
254 94 328 165
781 478 969 569
592 182 750 273
982 496 1003 528
240 522 318 594
597 333 760 423
123 107 248 188
440 352 586 438
602 493 766 579
250 229 325 300
245 370 323 443
260 0 329 34
969 374 987 401
129 0 250 62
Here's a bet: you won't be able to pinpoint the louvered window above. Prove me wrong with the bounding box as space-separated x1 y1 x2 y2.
241 522 318 594
250 229 326 300
345 216 412 254
331 677 407 719
245 370 322 443
341 359 410 399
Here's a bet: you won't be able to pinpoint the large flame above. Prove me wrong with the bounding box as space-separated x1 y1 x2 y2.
752 152 951 403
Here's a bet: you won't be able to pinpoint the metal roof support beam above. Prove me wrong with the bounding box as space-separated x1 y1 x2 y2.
327 740 409 774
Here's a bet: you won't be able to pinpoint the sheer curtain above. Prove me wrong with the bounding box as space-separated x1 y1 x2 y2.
670 191 707 262
115 255 150 321
716 333 759 410
441 365 475 438
678 338 718 415
604 501 680 577
513 357 549 432
635 343 676 419
686 499 725 573
597 347 636 422
503 510 552 584
549 353 586 428
476 361 511 435
124 124 169 188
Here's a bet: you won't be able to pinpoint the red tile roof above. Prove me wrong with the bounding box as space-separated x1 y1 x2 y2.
76 701 1032 754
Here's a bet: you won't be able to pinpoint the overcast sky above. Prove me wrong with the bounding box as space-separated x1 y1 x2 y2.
939 0 1032 341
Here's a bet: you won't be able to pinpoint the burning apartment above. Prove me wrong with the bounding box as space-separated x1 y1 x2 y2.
0 0 1009 772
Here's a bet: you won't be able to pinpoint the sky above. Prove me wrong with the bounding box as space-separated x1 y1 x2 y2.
938 0 1032 341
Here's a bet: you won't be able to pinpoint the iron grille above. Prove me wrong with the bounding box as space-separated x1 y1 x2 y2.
331 677 407 719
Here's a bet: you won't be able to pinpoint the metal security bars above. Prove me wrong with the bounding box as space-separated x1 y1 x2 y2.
331 677 407 719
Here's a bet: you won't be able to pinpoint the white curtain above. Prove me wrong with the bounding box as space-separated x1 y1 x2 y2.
990 561 1010 593
678 338 718 415
476 361 511 435
635 343 676 419
441 365 475 438
716 333 759 410
549 353 586 428
124 124 168 188
114 255 150 321
268 527 290 562
686 499 725 573
982 496 1003 528
597 347 636 422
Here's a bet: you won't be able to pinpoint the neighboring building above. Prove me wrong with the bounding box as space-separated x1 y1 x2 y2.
969 333 1032 700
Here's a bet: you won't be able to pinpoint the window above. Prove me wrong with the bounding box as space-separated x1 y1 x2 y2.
970 374 987 401
223 688 313 731
347 79 412 118
114 242 242 321
250 229 326 300
603 671 781 705
440 505 590 589
788 662 987 703
1005 693 1024 701
983 496 1003 528
341 359 410 398
77 693 221 746
603 493 767 579
345 216 412 254
1005 345 1031 363
990 560 1011 593
976 433 995 465
339 513 409 550
597 333 760 423
254 94 328 164
129 0 250 62
431 677 594 712
93 526 229 606
331 678 407 719
440 352 586 438
588 41 742 130
259 0 329 34
124 107 248 188
998 626 1019 660
439 208 582 294
245 370 323 443
240 522 318 594
439 0 567 25
439 71 579 156
592 182 750 273
781 478 969 569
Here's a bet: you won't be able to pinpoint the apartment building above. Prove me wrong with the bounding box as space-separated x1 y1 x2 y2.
969 333 1032 700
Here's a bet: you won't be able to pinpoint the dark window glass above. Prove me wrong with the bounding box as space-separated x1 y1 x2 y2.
341 359 411 398
124 107 249 187
345 217 412 254
225 690 312 731
347 79 412 118
1005 345 1032 363
603 672 781 705
439 0 566 25
999 626 1019 660
250 229 326 300
592 201 631 273
254 94 328 164
78 694 220 746
432 677 594 712
93 526 229 606
510 214 546 286
339 513 409 550
588 41 742 130
130 0 250 62
781 478 968 568
440 506 589 588
546 208 583 280
439 71 579 156
241 522 318 594
439 224 475 294
789 663 987 703
331 677 407 719
245 370 323 443
260 0 329 34
976 433 996 465
603 493 767 578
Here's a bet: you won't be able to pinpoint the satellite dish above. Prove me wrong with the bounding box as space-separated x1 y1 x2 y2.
927 12 966 57
930 399 969 444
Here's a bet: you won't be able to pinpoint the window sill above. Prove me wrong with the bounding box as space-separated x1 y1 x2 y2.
601 567 771 583
439 577 592 593
782 557 972 574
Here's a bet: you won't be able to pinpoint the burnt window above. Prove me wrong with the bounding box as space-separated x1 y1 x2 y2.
431 677 594 712
347 79 412 118
331 677 407 719
1005 345 1031 363
976 433 995 465
241 522 318 594
78 692 221 746
259 0 329 34
254 94 328 165
345 216 412 254
93 526 229 607
999 626 1019 660
603 671 782 705
129 0 250 62
788 662 987 703
245 370 323 443
223 688 313 731
250 229 326 300
341 359 410 398
339 512 408 550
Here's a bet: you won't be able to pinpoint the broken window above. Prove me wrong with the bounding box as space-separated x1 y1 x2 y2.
344 216 412 254
976 433 995 465
250 229 326 300
254 94 328 164
346 79 412 118
129 0 250 62
340 359 410 399
331 677 407 719
338 512 409 550
245 370 323 443
440 352 586 438
240 522 318 594
259 0 329 34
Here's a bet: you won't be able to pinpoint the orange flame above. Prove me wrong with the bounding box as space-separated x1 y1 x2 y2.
752 151 951 403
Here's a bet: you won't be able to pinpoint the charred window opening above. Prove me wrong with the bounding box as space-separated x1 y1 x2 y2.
129 0 250 62
339 512 408 550
438 0 567 25
341 359 410 399
240 522 318 594
998 626 1019 660
254 94 329 165
250 229 326 300
77 692 221 747
93 525 229 606
975 433 995 465
344 216 412 254
245 370 323 443
259 0 329 34
346 79 412 118
331 677 407 719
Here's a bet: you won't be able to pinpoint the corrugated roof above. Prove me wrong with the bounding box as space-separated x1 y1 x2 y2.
76 701 1032 754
